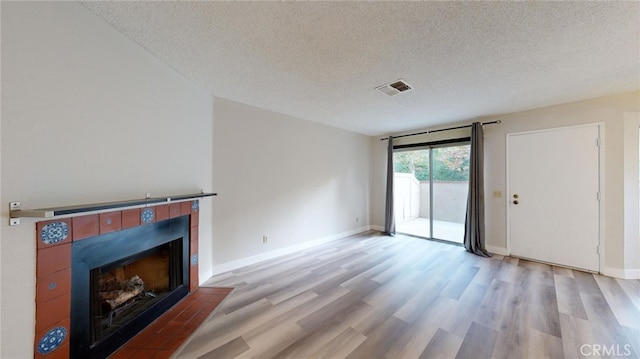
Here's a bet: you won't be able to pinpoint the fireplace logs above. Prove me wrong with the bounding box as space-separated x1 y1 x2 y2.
99 275 145 311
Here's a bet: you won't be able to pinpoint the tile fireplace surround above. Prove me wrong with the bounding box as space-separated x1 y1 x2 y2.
33 200 210 358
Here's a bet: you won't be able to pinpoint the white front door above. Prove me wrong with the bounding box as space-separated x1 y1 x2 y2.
508 124 600 272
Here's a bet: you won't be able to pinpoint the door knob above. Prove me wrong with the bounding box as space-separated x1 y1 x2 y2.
513 200 519 205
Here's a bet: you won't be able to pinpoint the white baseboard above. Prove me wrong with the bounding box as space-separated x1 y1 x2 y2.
486 245 509 256
212 226 373 275
602 266 640 279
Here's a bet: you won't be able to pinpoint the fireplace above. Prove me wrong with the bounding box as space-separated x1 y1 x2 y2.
33 200 202 359
92 240 180 345
70 216 190 358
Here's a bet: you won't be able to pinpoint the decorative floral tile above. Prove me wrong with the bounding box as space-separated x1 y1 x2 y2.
141 208 155 223
40 222 69 245
36 326 67 355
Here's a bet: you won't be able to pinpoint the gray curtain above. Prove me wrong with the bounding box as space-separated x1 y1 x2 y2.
384 136 396 236
464 123 490 257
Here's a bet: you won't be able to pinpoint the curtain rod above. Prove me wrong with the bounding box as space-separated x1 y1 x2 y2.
380 120 501 141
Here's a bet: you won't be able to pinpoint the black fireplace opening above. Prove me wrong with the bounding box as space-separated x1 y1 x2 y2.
90 238 182 345
71 216 190 359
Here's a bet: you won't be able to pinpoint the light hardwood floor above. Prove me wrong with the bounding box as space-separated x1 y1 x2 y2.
173 231 640 359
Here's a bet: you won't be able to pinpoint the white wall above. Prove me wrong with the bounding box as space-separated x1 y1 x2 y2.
211 98 372 271
373 91 640 276
623 112 640 276
1 3 213 357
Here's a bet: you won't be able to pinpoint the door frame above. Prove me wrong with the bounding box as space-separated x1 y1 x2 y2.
505 123 605 273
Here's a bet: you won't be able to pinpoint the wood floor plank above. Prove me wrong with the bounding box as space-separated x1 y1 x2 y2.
219 282 277 314
362 271 420 307
554 273 589 320
307 326 367 358
309 268 369 296
338 256 396 289
234 321 306 359
474 278 513 331
455 321 499 359
419 328 464 359
491 279 533 359
529 281 562 338
581 292 639 358
270 319 350 359
573 269 605 297
621 325 640 358
553 266 575 278
196 336 250 359
350 278 420 335
593 274 640 330
393 275 448 324
495 257 526 284
616 278 640 313
310 252 363 276
172 232 640 359
414 294 458 330
177 290 316 357
441 282 487 338
174 298 273 357
292 284 351 320
266 271 330 305
558 313 598 359
296 286 374 332
473 258 504 286
384 318 440 359
345 315 409 359
440 264 480 300
527 327 564 358
501 256 519 266
370 242 430 284
239 291 319 342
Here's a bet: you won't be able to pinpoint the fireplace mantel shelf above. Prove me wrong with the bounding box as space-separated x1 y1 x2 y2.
8 192 216 225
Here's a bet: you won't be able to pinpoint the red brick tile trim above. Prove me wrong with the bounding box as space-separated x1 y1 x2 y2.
169 203 181 219
99 212 122 234
122 208 141 229
155 205 169 222
72 214 99 241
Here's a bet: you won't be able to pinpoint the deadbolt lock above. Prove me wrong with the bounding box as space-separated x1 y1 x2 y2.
513 194 519 199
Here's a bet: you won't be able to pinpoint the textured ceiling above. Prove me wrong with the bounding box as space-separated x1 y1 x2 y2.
81 1 640 136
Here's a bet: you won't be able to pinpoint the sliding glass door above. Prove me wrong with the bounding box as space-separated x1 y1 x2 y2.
393 142 470 243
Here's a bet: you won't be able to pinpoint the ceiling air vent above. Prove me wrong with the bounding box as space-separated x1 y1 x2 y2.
376 79 412 96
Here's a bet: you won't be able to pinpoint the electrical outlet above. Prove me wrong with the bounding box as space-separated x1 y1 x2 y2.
493 191 502 198
262 235 268 244
356 216 359 223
